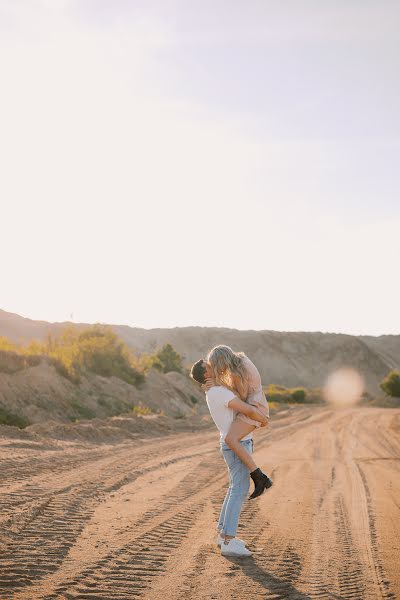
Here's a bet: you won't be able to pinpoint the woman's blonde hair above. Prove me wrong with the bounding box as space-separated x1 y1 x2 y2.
207 345 248 389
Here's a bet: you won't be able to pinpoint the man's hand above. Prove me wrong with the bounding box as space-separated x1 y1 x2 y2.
201 377 216 393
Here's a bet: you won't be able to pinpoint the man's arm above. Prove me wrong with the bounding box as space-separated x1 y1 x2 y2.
227 397 269 426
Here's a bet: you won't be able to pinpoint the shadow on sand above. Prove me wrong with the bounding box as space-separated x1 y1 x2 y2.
224 555 347 600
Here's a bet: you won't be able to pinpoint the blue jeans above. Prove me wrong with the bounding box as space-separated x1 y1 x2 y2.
217 438 253 537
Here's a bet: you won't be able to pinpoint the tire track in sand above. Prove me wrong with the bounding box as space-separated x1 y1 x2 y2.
1 407 399 600
0 437 219 599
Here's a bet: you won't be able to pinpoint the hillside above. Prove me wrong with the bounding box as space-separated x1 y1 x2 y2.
0 357 206 427
1 309 399 395
115 326 395 395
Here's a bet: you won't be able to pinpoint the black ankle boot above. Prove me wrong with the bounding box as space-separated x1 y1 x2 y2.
249 468 273 500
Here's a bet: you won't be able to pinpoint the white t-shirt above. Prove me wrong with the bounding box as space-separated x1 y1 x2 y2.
206 385 253 443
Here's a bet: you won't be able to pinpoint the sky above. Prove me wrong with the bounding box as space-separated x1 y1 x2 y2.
1 0 399 336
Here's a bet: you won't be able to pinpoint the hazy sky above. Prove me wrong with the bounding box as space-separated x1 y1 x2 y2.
1 0 399 335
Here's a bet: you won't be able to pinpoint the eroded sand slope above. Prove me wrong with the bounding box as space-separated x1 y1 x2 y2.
0 406 399 599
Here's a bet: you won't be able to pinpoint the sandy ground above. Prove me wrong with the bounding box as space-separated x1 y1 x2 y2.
0 406 399 600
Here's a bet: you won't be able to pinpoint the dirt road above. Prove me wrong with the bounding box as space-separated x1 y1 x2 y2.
1 406 399 599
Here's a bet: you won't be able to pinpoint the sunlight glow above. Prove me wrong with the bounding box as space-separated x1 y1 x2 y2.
323 368 365 407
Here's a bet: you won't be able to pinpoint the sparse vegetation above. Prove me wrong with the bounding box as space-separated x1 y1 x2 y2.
156 343 183 373
264 384 322 404
132 404 155 416
0 348 41 373
0 407 30 428
69 399 96 420
0 331 186 390
0 326 145 386
266 401 279 411
0 330 192 427
380 370 400 398
290 387 307 403
97 395 127 416
0 336 18 352
44 325 145 385
137 343 183 375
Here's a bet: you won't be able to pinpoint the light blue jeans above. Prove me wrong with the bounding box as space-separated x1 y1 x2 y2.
217 438 253 537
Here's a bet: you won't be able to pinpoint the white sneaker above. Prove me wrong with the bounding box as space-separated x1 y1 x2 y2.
215 534 246 548
220 538 252 557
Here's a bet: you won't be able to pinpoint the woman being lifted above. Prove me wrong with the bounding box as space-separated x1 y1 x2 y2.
204 345 273 499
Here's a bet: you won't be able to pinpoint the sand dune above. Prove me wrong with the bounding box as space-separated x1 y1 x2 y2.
0 405 399 599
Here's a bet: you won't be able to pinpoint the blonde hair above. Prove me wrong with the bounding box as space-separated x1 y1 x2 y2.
207 345 248 390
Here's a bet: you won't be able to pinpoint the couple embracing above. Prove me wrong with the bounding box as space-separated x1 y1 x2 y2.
190 345 273 558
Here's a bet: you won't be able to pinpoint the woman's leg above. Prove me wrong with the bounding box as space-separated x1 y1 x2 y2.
224 419 273 501
224 419 257 472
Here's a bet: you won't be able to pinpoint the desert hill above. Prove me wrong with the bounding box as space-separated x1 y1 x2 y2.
1 309 399 395
0 357 207 427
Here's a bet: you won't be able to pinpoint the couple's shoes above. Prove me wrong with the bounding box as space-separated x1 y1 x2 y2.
249 468 273 500
216 534 252 557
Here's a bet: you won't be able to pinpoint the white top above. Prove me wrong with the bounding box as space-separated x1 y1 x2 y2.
206 385 253 443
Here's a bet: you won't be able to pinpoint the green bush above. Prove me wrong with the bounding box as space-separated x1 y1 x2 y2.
74 326 145 385
380 370 400 398
0 326 145 386
174 412 186 419
97 396 127 416
0 407 30 428
154 343 183 374
264 384 291 403
132 404 154 416
138 343 183 375
265 384 321 404
69 399 96 419
137 352 163 373
0 336 18 352
290 388 307 403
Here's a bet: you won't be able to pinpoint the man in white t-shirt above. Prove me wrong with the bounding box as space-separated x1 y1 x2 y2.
190 358 269 557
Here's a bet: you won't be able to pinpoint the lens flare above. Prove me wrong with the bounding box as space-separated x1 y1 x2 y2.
323 368 364 407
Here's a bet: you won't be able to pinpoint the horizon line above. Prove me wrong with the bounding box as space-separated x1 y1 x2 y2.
0 308 398 339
